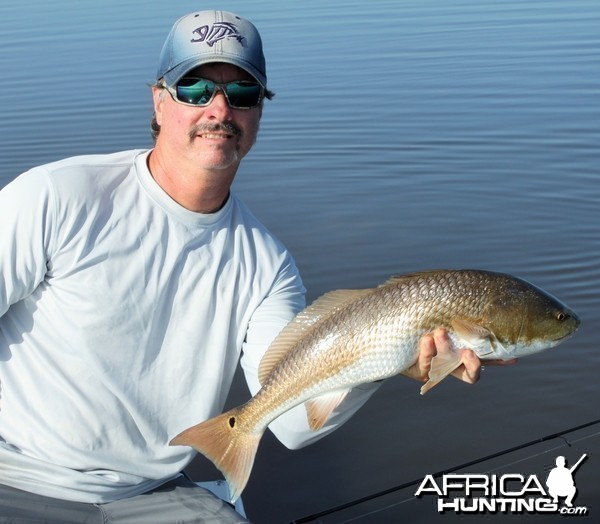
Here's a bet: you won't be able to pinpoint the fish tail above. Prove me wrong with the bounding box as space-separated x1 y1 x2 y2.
170 408 262 503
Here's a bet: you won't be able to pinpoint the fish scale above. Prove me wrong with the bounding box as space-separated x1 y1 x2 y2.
171 269 580 502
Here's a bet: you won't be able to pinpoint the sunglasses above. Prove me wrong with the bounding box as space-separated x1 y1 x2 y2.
165 77 264 109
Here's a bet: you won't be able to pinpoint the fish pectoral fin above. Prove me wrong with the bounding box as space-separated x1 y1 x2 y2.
451 318 496 356
305 389 351 431
420 352 463 395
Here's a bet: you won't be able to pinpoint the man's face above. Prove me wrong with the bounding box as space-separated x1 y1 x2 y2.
153 63 262 174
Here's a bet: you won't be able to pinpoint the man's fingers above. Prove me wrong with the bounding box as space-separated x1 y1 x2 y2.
451 349 480 384
403 328 518 385
431 328 451 354
401 333 436 382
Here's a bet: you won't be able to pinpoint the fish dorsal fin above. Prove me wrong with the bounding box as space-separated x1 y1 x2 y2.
379 270 446 287
305 389 351 431
451 318 497 356
258 289 371 384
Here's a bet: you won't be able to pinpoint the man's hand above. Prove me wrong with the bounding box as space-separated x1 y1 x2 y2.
402 328 517 384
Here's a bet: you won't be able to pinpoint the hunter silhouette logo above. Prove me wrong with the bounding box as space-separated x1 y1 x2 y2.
415 453 589 516
546 454 587 508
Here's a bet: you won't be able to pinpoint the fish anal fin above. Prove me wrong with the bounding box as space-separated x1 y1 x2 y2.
420 351 463 395
305 389 351 431
258 290 371 384
170 408 261 503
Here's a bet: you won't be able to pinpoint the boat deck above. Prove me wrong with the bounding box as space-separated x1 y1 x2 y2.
291 420 598 523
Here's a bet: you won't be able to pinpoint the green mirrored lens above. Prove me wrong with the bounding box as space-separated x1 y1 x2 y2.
175 79 263 108
176 80 215 105
224 83 263 108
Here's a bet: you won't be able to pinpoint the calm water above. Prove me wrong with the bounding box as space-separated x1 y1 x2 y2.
1 0 599 522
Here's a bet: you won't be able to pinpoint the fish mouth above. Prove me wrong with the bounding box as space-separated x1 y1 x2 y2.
550 309 581 343
549 325 580 344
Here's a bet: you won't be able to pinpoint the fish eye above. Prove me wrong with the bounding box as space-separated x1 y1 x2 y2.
556 312 567 321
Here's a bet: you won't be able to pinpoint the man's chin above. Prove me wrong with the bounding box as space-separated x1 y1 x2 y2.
199 153 241 172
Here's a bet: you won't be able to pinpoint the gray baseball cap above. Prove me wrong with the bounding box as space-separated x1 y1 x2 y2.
157 10 267 88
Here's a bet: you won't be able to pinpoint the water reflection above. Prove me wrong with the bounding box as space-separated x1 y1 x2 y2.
1 0 599 522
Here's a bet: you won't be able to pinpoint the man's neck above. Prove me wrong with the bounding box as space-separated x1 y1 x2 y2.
147 148 235 214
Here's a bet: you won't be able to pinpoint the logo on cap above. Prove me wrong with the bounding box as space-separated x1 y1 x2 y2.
191 22 245 47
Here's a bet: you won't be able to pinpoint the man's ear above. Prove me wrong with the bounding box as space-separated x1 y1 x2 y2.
152 86 166 126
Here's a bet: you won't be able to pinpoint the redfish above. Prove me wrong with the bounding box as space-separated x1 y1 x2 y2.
171 269 580 502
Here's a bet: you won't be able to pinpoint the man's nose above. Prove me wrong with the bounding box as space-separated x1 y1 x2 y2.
205 89 233 119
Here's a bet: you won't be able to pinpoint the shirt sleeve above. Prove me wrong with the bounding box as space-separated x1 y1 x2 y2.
240 253 381 450
0 168 53 317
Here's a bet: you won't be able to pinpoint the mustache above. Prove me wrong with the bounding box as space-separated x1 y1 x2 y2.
189 122 242 140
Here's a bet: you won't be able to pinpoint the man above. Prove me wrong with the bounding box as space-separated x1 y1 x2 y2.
0 10 493 523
